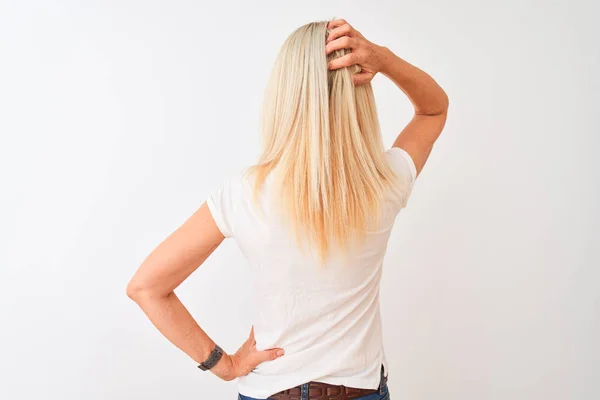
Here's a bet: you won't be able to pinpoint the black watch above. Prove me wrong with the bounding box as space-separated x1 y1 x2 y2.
197 344 224 371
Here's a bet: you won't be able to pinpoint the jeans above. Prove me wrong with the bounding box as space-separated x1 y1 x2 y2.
238 364 390 400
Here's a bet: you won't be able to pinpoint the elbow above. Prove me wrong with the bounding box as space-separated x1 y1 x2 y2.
441 91 449 113
126 280 142 301
433 91 450 115
415 92 449 117
126 279 170 302
126 280 152 302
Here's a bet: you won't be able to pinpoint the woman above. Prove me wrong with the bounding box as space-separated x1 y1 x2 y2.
126 18 448 400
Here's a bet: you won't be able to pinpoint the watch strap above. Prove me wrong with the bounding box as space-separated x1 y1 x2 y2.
197 344 224 371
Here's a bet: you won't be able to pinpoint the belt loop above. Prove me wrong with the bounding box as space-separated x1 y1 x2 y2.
301 382 309 400
379 364 386 395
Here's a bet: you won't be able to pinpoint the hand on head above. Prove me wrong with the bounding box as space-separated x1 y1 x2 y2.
325 19 388 85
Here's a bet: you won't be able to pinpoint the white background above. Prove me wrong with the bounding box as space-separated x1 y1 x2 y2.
1 1 598 399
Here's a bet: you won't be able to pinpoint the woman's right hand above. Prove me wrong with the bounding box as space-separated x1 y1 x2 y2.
325 19 391 85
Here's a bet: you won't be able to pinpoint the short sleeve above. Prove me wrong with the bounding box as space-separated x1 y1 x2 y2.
206 174 240 238
386 147 418 208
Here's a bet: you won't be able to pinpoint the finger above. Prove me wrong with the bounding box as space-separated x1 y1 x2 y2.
256 348 285 363
326 36 356 55
240 325 255 349
353 72 374 85
327 18 349 30
328 53 358 70
326 23 354 43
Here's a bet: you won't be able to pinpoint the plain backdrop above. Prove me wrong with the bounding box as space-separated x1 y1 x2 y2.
1 1 598 399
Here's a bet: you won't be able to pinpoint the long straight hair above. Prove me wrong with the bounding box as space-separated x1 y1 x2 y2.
247 20 406 264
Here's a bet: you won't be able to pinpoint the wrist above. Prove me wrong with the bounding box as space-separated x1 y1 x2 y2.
211 353 238 381
376 45 395 76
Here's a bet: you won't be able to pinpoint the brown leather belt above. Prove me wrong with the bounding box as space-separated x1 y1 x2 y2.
268 365 388 400
269 378 383 400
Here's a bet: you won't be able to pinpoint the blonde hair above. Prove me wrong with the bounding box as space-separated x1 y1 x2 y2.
247 20 406 264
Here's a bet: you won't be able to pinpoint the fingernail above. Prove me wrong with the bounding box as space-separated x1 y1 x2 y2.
277 349 284 356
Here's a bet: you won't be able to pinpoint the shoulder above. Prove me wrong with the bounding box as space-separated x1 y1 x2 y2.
211 167 254 200
205 167 254 238
384 147 418 210
385 147 417 185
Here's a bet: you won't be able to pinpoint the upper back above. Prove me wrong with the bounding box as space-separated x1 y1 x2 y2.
206 146 417 278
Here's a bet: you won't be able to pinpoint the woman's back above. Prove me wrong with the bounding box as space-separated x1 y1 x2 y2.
207 146 417 398
127 17 448 400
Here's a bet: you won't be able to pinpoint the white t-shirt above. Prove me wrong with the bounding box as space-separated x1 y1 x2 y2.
206 147 417 399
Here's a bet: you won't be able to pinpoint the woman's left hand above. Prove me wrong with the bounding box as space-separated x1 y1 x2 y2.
326 18 389 85
211 325 285 381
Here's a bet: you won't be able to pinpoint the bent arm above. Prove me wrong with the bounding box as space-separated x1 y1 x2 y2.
125 202 236 380
378 47 449 176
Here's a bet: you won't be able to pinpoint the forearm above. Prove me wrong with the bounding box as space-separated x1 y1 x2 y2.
130 290 235 380
377 46 449 115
